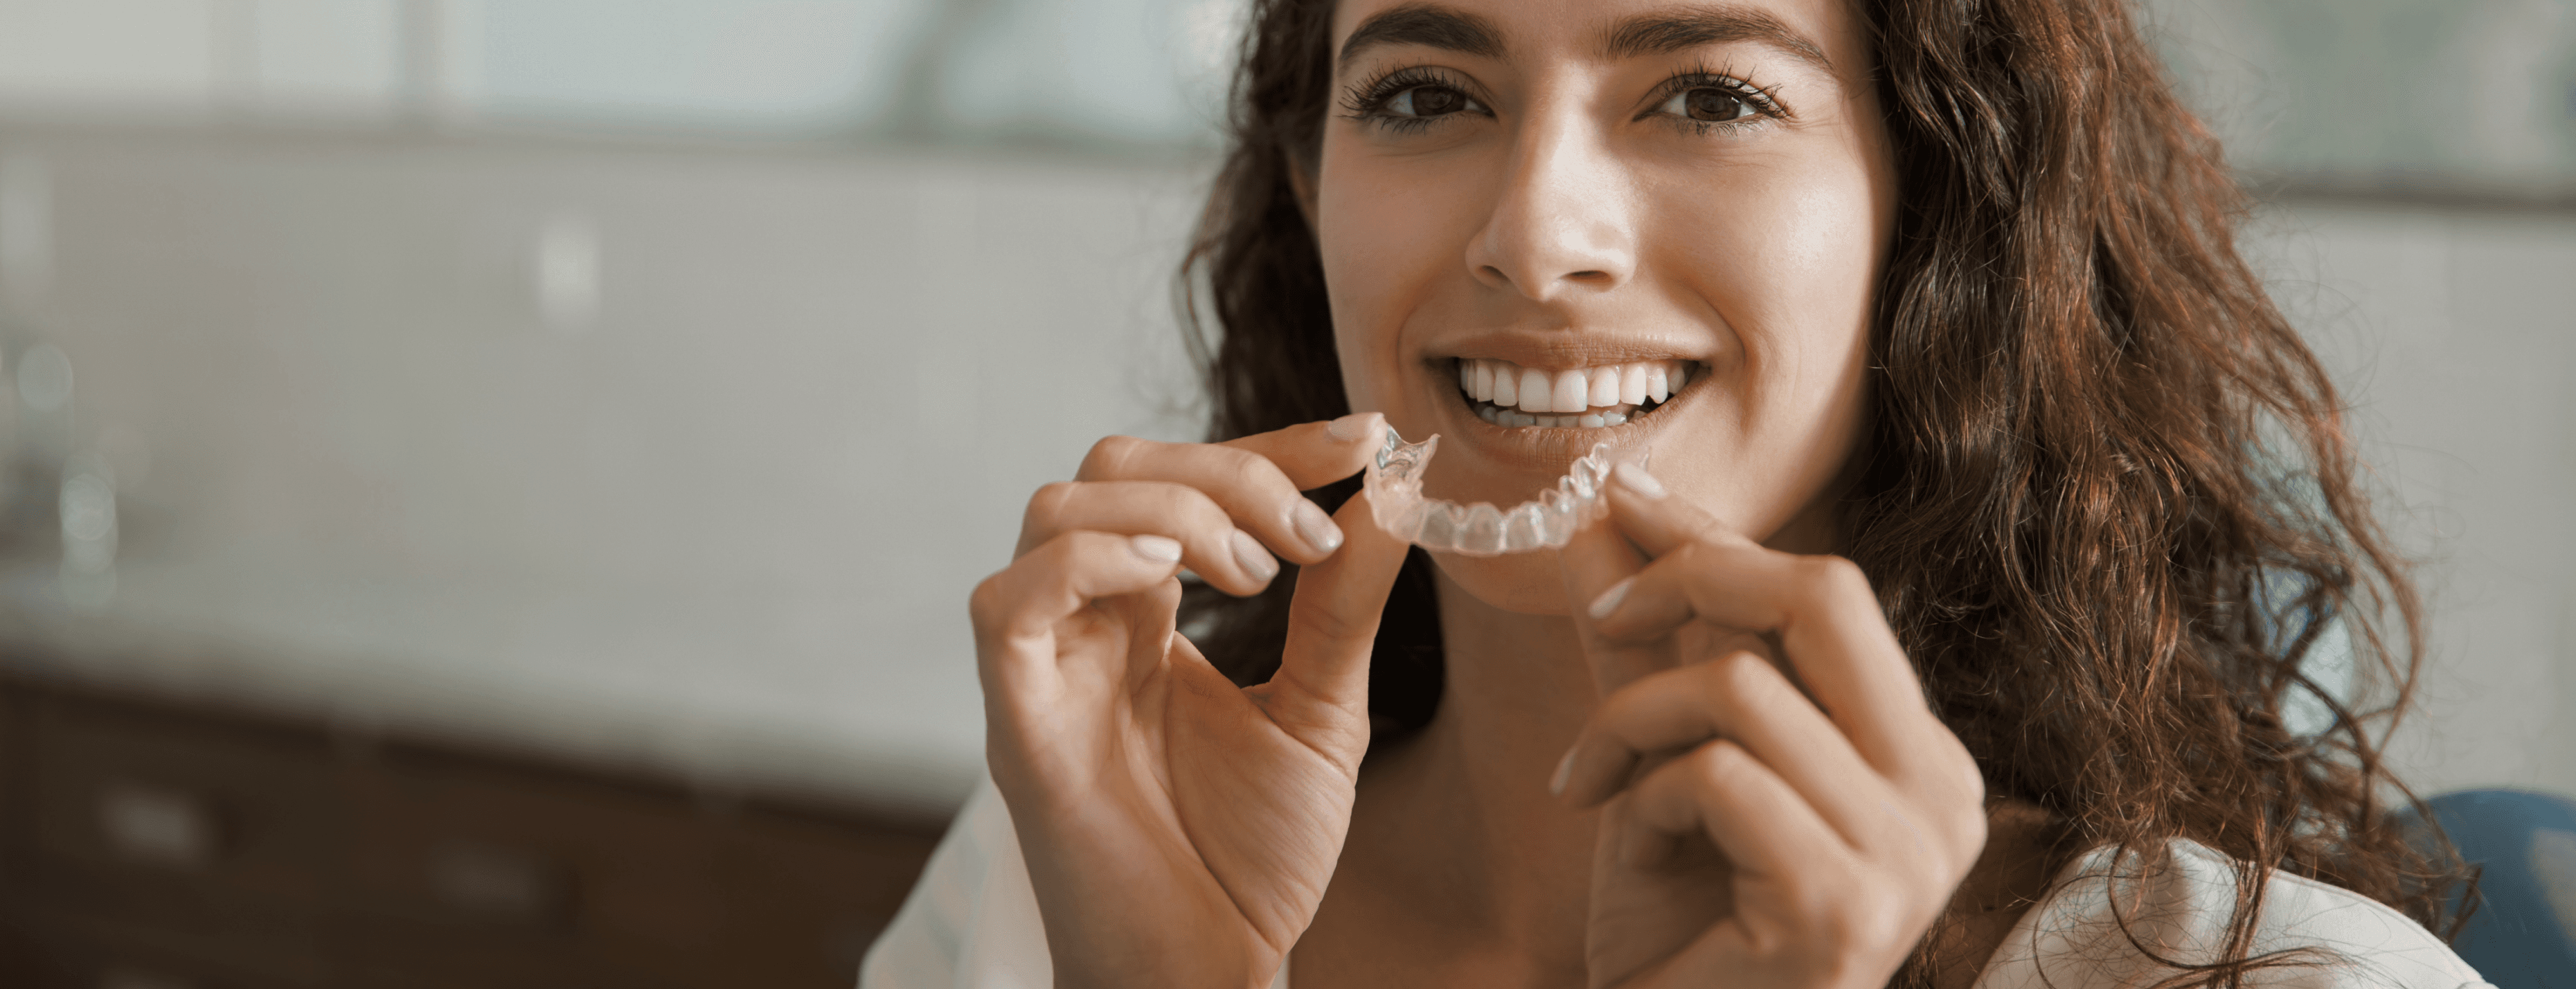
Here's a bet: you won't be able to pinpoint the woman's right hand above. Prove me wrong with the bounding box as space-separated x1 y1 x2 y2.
969 413 1411 989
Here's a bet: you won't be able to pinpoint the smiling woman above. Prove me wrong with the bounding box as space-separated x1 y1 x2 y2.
865 1 2493 988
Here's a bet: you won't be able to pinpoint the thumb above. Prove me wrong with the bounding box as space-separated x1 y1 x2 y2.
1267 489 1411 719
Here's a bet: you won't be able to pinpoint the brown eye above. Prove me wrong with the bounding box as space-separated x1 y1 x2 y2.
1389 85 1473 117
1682 87 1751 122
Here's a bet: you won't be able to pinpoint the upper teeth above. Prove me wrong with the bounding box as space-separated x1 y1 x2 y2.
1456 358 1690 413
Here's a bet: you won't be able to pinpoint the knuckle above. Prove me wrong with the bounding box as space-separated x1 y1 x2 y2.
1705 650 1774 695
1285 596 1368 645
1951 807 1991 865
1174 485 1231 528
1222 446 1275 489
1077 434 1145 479
1024 481 1080 524
1800 554 1869 597
1841 884 1913 952
1688 738 1748 785
1789 871 1906 956
967 571 1012 631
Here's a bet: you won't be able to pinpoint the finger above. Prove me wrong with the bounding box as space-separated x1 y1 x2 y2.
1221 411 1388 489
1620 738 1852 882
1587 513 1933 772
1556 507 1670 695
1598 458 1745 558
1019 480 1279 596
969 531 1186 680
1558 652 1891 850
1075 413 1386 566
1266 489 1411 731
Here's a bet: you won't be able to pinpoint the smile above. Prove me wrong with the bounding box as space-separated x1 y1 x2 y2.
1454 358 1694 428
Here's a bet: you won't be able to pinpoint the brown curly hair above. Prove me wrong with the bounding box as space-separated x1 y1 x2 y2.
1173 0 2474 984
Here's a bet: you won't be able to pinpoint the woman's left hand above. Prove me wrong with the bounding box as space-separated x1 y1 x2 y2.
1553 461 1989 989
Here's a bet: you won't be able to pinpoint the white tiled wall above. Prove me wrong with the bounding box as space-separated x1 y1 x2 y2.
0 127 2563 813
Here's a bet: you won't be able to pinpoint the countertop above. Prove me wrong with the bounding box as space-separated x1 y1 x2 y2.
0 557 987 823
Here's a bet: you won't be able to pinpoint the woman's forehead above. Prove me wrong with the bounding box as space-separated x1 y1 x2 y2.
1328 0 1863 79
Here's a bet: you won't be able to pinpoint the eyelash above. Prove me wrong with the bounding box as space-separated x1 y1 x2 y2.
1643 65 1789 134
1336 63 1790 136
1339 65 1485 134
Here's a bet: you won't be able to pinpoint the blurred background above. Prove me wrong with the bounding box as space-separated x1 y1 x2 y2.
0 1 2566 986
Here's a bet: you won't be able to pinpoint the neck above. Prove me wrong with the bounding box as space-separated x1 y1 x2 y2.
1341 566 1598 979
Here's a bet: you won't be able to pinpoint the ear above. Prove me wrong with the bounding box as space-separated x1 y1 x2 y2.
1286 151 1321 232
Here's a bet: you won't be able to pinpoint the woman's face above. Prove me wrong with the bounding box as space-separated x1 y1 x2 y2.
1316 0 1895 614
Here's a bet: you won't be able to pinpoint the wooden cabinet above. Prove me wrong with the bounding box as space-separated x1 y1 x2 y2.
0 672 944 988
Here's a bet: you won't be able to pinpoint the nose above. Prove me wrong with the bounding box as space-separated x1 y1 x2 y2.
1465 111 1638 301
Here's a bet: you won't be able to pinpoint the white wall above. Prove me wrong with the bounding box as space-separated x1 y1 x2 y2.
2248 202 2576 796
0 127 2563 814
0 128 1213 815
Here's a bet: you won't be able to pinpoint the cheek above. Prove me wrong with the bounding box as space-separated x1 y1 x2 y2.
1669 160 1882 352
1664 152 1883 417
1316 148 1489 412
1639 145 1887 537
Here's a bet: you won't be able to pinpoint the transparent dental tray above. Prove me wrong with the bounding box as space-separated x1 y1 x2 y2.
1362 429 1619 556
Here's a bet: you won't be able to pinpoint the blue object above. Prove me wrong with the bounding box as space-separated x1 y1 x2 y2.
2410 789 2576 988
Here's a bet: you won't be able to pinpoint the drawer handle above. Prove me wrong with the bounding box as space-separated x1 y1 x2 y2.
427 840 569 924
96 782 218 868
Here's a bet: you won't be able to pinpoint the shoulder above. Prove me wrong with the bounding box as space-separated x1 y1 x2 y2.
859 777 1056 989
1973 837 2493 989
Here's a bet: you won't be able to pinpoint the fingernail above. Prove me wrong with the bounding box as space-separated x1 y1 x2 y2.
1229 528 1278 582
1586 576 1635 621
1325 411 1382 443
1612 461 1667 499
1550 748 1576 797
1129 534 1183 564
1291 500 1343 555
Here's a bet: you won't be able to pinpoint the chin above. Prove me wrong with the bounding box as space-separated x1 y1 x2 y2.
1425 549 1578 616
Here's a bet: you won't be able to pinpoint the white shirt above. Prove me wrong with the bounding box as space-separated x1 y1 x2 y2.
862 778 2494 989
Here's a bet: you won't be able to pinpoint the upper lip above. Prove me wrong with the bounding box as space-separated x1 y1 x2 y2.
1426 331 1714 371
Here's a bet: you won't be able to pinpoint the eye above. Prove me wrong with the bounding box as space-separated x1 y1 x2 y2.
1386 84 1480 118
1658 87 1755 123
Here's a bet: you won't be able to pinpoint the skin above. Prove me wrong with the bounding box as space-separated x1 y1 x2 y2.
968 1 2057 986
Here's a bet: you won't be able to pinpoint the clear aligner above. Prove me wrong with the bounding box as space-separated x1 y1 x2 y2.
1362 429 1624 556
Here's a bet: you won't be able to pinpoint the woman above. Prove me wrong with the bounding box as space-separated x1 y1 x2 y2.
866 0 2489 986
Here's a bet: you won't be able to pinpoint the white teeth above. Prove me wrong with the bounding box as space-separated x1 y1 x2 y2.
1550 371 1586 413
1458 357 1695 425
1518 368 1550 413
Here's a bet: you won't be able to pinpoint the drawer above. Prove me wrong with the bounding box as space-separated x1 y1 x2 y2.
24 693 339 949
336 749 940 989
708 808 941 986
8 908 330 989
335 750 734 989
0 677 945 989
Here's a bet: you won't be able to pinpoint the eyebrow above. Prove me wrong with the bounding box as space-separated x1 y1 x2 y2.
1600 6 1835 75
1338 3 1505 68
